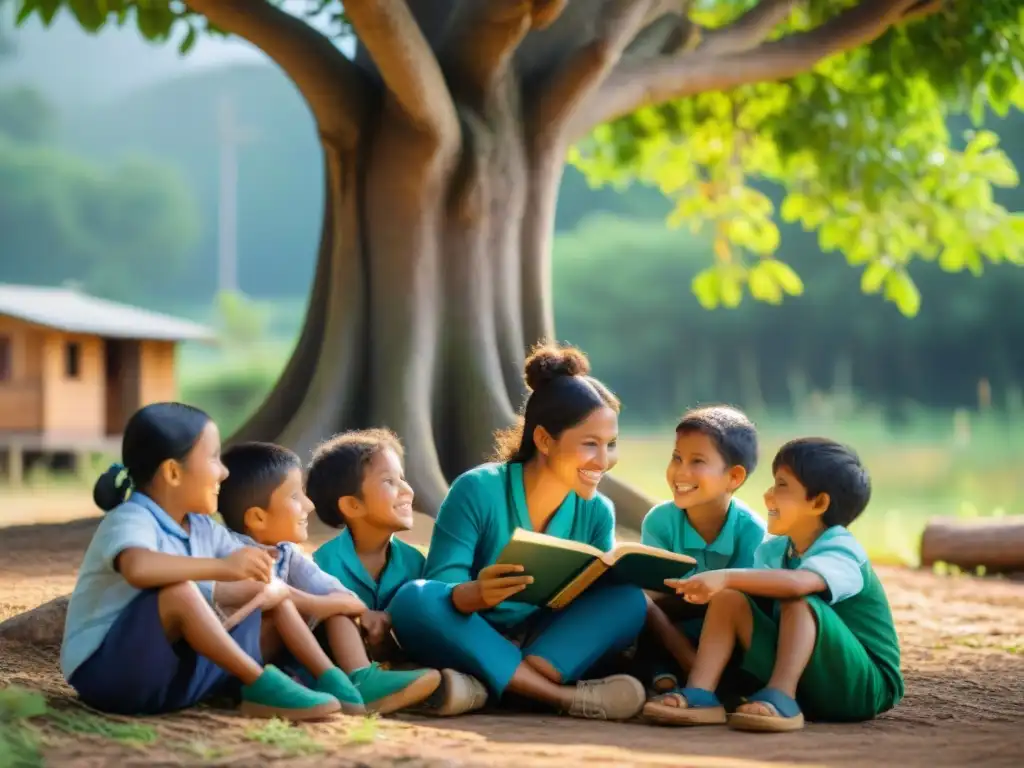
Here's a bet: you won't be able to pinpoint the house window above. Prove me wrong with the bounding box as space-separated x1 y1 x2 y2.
65 341 81 379
0 336 10 381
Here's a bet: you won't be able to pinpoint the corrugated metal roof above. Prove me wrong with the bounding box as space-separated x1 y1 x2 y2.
0 284 215 341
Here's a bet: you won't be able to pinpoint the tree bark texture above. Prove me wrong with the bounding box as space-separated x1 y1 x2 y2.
194 0 934 527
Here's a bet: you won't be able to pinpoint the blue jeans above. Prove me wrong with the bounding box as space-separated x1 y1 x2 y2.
389 579 646 696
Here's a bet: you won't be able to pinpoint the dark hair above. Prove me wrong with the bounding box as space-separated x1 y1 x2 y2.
676 405 758 477
93 402 211 512
218 442 302 534
493 342 619 464
772 437 871 528
307 429 404 529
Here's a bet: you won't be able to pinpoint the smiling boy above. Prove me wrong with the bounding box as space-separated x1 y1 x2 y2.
218 441 442 716
639 406 766 719
308 429 489 716
655 437 904 732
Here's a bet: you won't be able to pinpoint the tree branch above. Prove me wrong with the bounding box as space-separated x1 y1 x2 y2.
529 0 672 148
184 0 368 150
695 0 799 56
573 0 930 140
344 0 459 145
446 1 559 101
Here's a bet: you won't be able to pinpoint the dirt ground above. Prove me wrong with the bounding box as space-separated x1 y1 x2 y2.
1 494 1022 767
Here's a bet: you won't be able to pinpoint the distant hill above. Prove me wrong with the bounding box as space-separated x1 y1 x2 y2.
64 61 669 300
1 7 259 107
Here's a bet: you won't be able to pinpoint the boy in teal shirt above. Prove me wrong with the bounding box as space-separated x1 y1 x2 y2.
218 441 442 716
653 437 904 731
640 406 766 705
308 429 489 716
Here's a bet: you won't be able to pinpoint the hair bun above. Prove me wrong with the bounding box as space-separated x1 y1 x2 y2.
523 343 591 392
93 463 132 512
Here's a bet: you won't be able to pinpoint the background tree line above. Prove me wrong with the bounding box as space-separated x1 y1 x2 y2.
2 57 1022 424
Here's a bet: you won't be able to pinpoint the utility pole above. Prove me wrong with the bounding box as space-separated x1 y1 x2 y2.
216 93 256 294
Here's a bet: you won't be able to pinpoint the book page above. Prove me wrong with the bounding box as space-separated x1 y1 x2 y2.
599 542 697 567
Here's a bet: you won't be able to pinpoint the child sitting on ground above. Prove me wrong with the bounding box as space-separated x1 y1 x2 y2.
309 429 488 716
62 403 361 721
655 437 904 732
218 441 442 715
641 405 766 723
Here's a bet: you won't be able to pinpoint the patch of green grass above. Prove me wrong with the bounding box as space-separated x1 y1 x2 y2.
0 686 48 768
244 718 324 756
46 710 158 746
182 741 232 761
345 716 379 745
0 722 43 768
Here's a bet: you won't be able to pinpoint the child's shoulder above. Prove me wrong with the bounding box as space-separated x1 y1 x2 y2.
810 526 869 564
752 534 790 567
392 536 427 566
642 500 678 524
93 497 163 536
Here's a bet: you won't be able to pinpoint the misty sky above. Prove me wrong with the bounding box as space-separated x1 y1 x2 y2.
2 3 350 107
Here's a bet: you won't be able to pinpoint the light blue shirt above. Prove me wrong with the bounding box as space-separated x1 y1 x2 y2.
61 493 243 680
424 462 616 630
752 526 867 605
230 532 355 598
640 498 766 573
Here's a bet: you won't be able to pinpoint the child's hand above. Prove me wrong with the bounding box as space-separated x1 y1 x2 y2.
476 563 534 608
665 571 729 604
221 547 277 583
359 610 392 647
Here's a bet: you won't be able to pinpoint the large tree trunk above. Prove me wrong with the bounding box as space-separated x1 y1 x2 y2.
231 79 651 530
222 0 670 530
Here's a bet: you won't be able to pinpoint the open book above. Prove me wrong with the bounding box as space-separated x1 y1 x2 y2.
495 528 697 610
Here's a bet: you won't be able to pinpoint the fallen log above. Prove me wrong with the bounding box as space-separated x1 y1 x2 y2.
0 595 69 645
920 517 1024 574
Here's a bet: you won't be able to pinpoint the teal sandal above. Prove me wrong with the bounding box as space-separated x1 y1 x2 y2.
727 687 805 732
642 686 727 726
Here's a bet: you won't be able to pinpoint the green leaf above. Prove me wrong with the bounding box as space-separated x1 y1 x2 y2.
68 0 106 32
861 261 890 294
760 259 804 296
939 244 968 273
719 272 743 308
691 268 720 310
748 262 783 304
883 270 921 317
179 25 198 55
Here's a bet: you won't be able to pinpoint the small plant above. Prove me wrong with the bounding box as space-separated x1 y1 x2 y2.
184 741 231 760
345 715 379 745
0 686 48 768
46 709 158 746
244 718 323 756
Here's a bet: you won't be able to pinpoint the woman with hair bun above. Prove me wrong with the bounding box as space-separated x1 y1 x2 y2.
390 343 647 720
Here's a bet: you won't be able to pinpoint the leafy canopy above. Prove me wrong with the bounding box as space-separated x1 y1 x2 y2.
573 0 1024 315
15 0 1024 315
